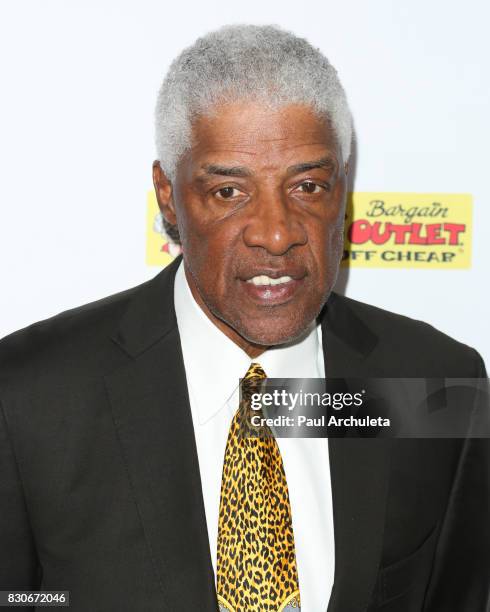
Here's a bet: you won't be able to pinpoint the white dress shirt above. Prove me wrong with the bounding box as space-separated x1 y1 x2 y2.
174 260 335 611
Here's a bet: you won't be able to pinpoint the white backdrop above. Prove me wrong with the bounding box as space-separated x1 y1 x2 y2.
1 0 489 364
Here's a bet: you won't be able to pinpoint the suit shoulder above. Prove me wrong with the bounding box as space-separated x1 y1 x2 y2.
330 292 484 376
334 291 468 347
0 278 151 385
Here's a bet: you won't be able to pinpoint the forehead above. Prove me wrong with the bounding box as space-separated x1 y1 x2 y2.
183 101 341 173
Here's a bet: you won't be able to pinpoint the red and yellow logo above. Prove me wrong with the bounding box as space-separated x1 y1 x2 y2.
342 193 472 268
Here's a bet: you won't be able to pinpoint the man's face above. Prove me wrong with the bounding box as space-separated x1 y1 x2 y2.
155 101 348 348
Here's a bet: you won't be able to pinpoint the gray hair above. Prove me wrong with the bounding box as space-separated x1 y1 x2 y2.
154 24 353 243
155 24 353 180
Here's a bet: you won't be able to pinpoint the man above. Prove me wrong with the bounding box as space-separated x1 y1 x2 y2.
0 25 487 612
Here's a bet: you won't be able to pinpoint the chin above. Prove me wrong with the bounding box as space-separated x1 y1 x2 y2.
239 318 314 347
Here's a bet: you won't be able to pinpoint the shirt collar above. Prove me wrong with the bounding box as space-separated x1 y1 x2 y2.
174 260 324 425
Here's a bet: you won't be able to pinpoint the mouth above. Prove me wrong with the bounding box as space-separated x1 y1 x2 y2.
239 270 306 305
245 274 295 286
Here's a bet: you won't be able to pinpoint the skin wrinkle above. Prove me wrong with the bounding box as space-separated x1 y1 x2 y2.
153 101 348 358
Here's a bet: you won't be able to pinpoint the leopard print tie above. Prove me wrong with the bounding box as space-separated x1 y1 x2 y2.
216 362 301 612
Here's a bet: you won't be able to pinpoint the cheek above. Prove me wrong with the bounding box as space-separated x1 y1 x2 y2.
175 196 202 247
176 190 237 252
310 214 343 257
175 200 212 267
305 214 344 290
324 224 345 276
180 221 239 297
328 220 345 253
324 198 346 243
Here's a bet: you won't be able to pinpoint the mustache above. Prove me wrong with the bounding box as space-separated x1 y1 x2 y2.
234 257 309 281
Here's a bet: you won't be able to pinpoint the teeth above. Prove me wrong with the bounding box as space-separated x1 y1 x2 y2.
246 275 293 286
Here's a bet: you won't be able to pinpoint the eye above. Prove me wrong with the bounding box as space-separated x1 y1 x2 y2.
296 181 325 194
214 186 243 200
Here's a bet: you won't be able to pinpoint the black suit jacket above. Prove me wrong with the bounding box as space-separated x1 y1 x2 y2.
0 256 488 612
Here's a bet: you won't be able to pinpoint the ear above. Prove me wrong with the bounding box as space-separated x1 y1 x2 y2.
152 160 177 226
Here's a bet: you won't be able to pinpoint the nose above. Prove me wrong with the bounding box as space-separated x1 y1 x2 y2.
242 189 307 256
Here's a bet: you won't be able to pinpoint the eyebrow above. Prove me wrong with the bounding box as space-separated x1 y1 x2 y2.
200 163 252 178
198 155 335 179
286 156 335 175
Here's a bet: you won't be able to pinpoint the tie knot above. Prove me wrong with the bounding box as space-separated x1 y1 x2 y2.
243 362 267 382
241 362 267 403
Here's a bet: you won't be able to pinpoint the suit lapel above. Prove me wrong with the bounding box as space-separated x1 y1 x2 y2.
104 256 218 610
321 294 392 612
